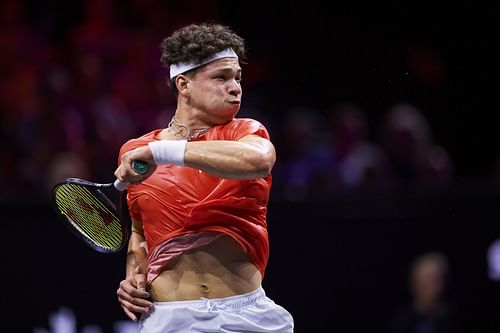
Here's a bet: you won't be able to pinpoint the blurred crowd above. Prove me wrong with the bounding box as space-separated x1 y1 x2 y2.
271 101 454 201
0 0 219 199
0 0 465 202
3 4 500 332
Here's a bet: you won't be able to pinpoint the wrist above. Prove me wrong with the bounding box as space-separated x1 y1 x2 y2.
148 140 187 166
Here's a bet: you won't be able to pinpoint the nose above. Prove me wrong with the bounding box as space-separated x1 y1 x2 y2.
227 79 241 97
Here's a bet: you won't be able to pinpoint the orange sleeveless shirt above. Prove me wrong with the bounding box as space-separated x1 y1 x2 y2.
118 118 272 277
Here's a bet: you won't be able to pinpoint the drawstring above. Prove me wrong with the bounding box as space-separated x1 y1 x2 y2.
206 299 215 312
198 288 265 312
201 298 228 312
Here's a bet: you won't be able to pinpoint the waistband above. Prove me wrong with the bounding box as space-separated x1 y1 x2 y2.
153 287 267 312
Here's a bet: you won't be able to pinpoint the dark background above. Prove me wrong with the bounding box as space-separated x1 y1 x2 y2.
2 1 500 332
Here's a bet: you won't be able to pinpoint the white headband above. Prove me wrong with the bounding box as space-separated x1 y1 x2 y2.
169 48 239 79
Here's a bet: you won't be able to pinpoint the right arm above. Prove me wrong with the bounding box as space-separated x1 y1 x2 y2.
116 219 153 321
115 134 275 182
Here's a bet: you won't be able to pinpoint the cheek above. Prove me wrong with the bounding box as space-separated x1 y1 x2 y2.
198 85 221 98
206 94 221 107
206 88 225 102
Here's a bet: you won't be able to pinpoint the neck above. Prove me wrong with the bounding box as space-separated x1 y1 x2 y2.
167 115 211 141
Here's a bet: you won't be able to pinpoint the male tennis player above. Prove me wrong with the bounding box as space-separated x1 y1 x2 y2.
114 23 294 332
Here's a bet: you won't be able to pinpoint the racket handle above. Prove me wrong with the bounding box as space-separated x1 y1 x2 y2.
114 179 130 192
114 160 149 191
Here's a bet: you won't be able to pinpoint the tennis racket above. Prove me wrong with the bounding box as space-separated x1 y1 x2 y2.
51 160 149 254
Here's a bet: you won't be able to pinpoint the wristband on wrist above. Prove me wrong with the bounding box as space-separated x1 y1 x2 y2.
148 140 187 166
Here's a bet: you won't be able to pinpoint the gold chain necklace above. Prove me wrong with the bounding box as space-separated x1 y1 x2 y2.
167 116 211 140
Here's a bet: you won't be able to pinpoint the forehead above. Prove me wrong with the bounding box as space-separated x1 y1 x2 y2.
201 58 241 73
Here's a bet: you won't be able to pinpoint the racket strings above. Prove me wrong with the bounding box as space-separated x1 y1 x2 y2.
54 184 123 250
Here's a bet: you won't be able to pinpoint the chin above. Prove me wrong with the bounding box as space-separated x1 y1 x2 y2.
216 108 239 121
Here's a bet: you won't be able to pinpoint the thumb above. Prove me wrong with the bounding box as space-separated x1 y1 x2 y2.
134 273 147 292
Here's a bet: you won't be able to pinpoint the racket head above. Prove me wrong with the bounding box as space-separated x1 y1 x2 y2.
51 178 129 254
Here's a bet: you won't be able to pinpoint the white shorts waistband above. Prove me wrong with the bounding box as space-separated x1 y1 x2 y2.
152 287 266 312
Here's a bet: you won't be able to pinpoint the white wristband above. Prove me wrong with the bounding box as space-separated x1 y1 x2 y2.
148 140 187 166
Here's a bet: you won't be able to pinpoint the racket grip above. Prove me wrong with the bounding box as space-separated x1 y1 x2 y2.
114 179 130 192
114 160 148 191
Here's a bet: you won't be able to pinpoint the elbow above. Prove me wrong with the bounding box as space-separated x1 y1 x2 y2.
252 149 275 177
261 152 275 176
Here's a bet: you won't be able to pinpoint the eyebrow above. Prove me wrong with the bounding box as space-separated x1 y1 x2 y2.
211 66 242 75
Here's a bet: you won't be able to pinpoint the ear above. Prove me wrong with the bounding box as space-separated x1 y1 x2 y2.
175 75 190 97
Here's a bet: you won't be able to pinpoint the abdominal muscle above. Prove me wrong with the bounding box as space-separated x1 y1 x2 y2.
149 236 262 301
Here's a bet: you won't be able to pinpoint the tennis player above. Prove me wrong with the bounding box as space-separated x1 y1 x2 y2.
114 23 294 332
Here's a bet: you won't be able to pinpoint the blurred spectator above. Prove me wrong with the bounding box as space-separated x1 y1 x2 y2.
45 151 90 194
485 238 500 332
328 102 392 192
487 239 500 282
378 103 453 190
273 106 334 201
388 251 458 333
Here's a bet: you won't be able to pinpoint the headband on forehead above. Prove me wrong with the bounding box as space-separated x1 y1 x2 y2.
169 48 238 79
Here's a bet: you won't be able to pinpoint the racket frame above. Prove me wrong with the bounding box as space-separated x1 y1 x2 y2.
51 177 130 254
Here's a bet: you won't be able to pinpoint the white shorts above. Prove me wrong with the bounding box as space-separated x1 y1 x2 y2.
138 287 294 333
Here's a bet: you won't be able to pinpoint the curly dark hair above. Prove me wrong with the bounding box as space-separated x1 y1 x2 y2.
160 22 246 89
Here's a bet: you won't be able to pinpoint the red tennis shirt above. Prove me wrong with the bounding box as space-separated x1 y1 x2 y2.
118 118 272 277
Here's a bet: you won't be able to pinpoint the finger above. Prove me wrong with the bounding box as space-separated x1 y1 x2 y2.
119 298 152 314
117 283 151 304
117 284 150 300
115 165 127 181
116 287 149 303
121 305 137 321
119 295 153 309
119 280 136 293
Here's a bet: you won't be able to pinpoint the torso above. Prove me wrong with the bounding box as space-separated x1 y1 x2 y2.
122 119 271 300
149 236 262 301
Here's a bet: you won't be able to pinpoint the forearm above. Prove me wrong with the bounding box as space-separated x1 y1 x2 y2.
118 220 152 321
184 137 276 179
118 135 276 183
126 226 147 279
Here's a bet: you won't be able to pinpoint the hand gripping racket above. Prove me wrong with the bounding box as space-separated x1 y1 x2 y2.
51 160 149 254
